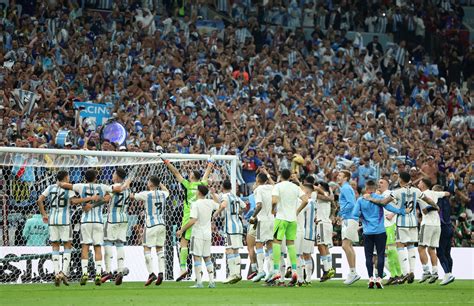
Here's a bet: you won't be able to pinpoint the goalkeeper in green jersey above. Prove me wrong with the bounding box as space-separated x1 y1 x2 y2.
164 158 214 281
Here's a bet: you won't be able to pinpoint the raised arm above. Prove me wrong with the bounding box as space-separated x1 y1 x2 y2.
202 159 214 182
163 159 185 183
213 200 227 220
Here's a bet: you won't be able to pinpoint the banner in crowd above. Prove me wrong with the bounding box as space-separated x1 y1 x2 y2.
73 102 113 128
12 89 38 116
1 246 473 283
196 20 225 38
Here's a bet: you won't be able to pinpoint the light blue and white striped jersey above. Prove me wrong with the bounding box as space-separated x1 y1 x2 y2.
223 192 246 235
73 183 112 224
134 190 170 228
390 186 424 228
303 199 317 241
107 184 131 223
42 184 76 225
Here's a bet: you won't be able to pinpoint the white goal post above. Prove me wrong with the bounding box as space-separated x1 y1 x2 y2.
0 146 238 282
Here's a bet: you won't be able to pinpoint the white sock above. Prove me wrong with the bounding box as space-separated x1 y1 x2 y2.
227 254 236 277
323 255 331 272
81 259 88 274
158 250 165 275
422 264 430 273
194 260 202 285
117 245 125 273
62 249 72 276
280 254 286 276
432 266 438 274
267 249 273 275
256 248 265 273
296 256 303 282
251 263 257 272
206 260 214 283
235 254 241 277
305 259 313 282
350 267 356 274
104 244 113 273
95 260 102 275
144 251 153 274
52 251 61 275
408 247 417 273
397 248 409 275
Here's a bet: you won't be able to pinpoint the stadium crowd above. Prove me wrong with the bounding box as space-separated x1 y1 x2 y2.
0 0 473 248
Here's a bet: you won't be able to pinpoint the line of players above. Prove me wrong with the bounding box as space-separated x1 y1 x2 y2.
38 160 455 288
38 167 172 287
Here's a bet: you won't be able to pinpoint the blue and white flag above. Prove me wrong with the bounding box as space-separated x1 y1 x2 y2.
14 89 37 116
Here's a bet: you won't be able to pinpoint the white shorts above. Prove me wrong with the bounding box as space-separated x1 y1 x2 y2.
143 225 166 248
256 220 273 243
302 239 316 254
81 223 104 245
190 236 211 257
49 225 72 243
342 219 359 242
316 222 333 246
225 234 243 249
104 222 127 243
295 230 304 255
419 225 441 248
247 224 256 237
396 227 418 244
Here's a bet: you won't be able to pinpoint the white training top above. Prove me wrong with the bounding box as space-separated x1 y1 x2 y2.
42 184 76 225
297 198 306 233
254 184 274 222
382 189 396 227
315 191 332 224
190 198 219 241
272 181 305 222
134 190 170 228
418 189 445 226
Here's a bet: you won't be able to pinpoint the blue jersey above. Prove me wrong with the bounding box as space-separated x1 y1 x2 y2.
303 199 317 241
338 182 357 220
73 183 111 224
223 192 246 235
389 186 424 228
41 184 76 225
353 193 405 235
107 184 131 223
135 190 169 228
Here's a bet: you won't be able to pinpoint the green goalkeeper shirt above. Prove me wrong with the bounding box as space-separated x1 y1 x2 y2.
181 179 208 221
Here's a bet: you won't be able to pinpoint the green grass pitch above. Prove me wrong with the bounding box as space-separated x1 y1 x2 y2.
1 280 473 305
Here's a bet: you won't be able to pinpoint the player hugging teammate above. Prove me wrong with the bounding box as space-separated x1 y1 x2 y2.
36 165 455 288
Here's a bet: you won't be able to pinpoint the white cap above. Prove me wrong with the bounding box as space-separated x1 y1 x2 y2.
119 145 127 151
65 141 73 146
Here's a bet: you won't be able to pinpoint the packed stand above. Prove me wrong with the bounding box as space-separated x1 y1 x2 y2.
0 0 472 247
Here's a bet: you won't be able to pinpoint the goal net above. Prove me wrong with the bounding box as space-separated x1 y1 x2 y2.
0 147 237 283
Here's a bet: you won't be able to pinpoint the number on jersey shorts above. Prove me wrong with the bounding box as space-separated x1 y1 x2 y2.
80 223 104 245
295 229 305 255
49 225 72 243
385 224 397 245
225 234 243 249
189 236 211 257
396 227 418 244
341 219 359 242
104 222 128 243
255 220 274 243
316 222 333 246
273 219 297 241
143 225 166 248
418 225 441 248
